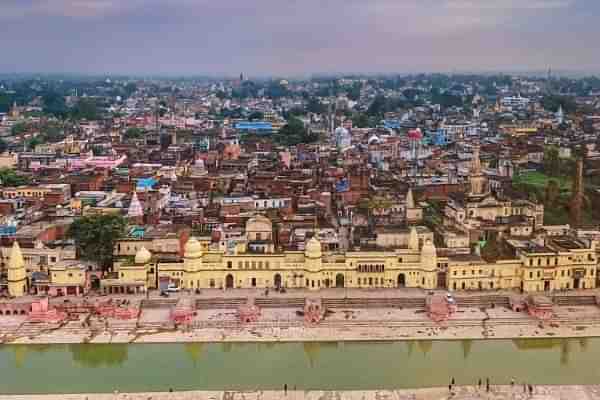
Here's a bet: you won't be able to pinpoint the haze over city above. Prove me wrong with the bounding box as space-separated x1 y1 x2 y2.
1 0 599 76
4 1 600 400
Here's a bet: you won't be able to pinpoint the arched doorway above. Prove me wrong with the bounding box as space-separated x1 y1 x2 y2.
274 274 282 288
225 274 234 289
397 273 406 288
335 273 345 288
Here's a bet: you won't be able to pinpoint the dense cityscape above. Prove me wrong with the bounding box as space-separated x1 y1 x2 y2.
1 73 600 298
3 2 600 399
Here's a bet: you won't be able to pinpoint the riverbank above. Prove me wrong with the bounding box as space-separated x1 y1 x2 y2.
5 316 600 344
2 386 600 400
4 289 600 345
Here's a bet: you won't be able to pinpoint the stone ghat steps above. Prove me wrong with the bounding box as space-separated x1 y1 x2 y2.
196 298 247 309
553 295 597 306
453 296 511 309
255 298 305 308
191 320 303 329
140 299 179 309
317 318 535 328
322 298 427 309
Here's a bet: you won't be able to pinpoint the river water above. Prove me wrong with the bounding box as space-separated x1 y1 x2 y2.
1 339 600 394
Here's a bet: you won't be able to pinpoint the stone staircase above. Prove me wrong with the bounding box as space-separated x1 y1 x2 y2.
454 295 510 309
322 297 427 309
196 298 247 309
552 295 597 307
140 299 178 309
255 298 305 308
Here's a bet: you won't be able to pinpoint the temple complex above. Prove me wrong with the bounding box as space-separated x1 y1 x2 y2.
93 215 598 295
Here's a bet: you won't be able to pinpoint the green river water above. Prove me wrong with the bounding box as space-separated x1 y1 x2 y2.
1 339 600 394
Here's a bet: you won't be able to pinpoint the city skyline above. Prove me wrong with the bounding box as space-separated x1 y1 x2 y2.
1 0 599 76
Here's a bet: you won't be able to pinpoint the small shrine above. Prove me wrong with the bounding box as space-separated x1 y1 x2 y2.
237 298 261 324
28 297 67 323
426 295 457 323
95 299 140 320
171 298 196 326
304 298 325 325
526 295 554 321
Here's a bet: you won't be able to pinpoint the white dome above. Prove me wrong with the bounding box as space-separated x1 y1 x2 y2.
305 236 322 258
421 239 437 258
184 237 203 258
134 246 152 264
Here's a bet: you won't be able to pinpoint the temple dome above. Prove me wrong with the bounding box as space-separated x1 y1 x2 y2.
184 237 203 258
134 246 152 264
305 236 322 259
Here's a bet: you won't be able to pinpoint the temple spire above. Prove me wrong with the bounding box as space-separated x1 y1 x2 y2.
127 192 144 218
408 226 419 251
406 188 415 209
7 241 27 297
469 145 487 196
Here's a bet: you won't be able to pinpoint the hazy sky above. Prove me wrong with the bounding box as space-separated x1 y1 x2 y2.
0 0 598 76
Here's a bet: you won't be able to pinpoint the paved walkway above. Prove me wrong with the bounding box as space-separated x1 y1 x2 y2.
2 386 600 400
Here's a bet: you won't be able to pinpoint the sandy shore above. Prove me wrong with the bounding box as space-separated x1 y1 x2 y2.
2 386 600 400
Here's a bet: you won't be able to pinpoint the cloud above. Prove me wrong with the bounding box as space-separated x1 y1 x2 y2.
0 0 597 75
445 0 574 9
0 0 147 18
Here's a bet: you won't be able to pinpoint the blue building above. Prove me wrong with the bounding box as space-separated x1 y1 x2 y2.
136 177 157 191
382 120 401 130
429 129 452 146
0 224 17 237
234 121 273 134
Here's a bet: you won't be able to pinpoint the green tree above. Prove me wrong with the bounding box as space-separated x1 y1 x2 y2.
42 91 68 118
71 98 100 120
0 138 7 154
0 168 29 186
274 117 317 146
67 214 127 270
123 127 144 140
351 113 369 128
26 136 43 151
542 95 577 113
10 122 28 136
544 179 561 207
366 95 387 117
543 146 561 177
431 89 463 108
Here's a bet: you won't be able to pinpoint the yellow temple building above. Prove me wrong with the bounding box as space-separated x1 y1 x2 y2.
102 215 598 295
